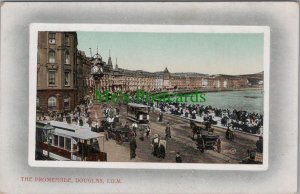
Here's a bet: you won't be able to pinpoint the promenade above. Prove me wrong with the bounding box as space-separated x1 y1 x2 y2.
97 104 259 163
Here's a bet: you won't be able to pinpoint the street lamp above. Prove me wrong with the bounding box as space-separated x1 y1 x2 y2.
43 122 55 159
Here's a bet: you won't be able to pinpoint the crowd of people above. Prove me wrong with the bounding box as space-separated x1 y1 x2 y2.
153 102 263 134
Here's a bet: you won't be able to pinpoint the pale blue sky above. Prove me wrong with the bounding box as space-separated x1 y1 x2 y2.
77 32 264 75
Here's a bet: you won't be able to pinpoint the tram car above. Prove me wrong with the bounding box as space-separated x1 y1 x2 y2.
126 103 150 124
36 121 107 161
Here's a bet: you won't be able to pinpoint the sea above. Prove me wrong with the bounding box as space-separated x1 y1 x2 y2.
173 90 264 114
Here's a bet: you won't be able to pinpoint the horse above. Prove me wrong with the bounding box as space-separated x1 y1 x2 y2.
190 121 201 140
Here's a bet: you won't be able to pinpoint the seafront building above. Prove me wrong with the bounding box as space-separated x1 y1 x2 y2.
36 31 78 114
36 32 263 114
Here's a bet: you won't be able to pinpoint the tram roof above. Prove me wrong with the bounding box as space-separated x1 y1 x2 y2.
55 128 103 140
37 121 104 140
127 103 150 108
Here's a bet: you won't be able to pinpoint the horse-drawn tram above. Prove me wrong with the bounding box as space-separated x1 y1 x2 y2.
126 103 150 124
36 121 107 161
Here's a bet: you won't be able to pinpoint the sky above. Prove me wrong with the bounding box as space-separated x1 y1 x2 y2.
77 32 264 75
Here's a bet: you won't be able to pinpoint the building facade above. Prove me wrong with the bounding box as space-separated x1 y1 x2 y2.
36 34 262 116
92 60 254 93
37 31 78 113
76 50 93 103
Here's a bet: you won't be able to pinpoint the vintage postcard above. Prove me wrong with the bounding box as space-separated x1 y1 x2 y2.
28 24 269 170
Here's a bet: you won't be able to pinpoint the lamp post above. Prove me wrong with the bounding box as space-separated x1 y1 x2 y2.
43 122 55 159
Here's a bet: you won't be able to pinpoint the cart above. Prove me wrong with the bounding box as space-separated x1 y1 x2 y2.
197 131 221 153
110 127 132 144
241 149 263 164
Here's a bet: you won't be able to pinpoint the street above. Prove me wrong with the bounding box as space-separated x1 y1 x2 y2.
102 104 259 163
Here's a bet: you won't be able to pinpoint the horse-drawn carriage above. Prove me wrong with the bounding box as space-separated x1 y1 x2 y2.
107 121 148 144
197 131 221 153
190 121 221 153
111 127 132 144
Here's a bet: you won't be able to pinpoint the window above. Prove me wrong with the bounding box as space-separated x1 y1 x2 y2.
223 80 228 88
64 71 70 86
42 131 47 143
48 33 56 44
59 136 65 149
202 79 208 87
65 51 70 64
53 135 58 146
63 96 70 110
65 138 71 150
48 71 55 85
48 50 55 63
65 34 69 45
48 96 57 108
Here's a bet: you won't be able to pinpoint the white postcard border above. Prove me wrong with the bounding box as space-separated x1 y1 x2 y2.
29 24 270 170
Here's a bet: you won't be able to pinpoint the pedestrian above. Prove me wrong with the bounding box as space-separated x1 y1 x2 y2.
175 152 182 163
107 116 114 130
165 122 171 140
129 136 137 159
159 138 166 158
152 104 155 113
217 138 222 153
146 125 151 137
191 109 196 119
159 111 163 122
95 121 99 132
132 122 138 137
87 117 92 127
152 134 160 157
79 117 83 126
185 110 189 118
116 107 120 115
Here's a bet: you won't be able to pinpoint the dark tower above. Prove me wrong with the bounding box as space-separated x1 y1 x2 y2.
115 57 119 71
107 49 113 70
